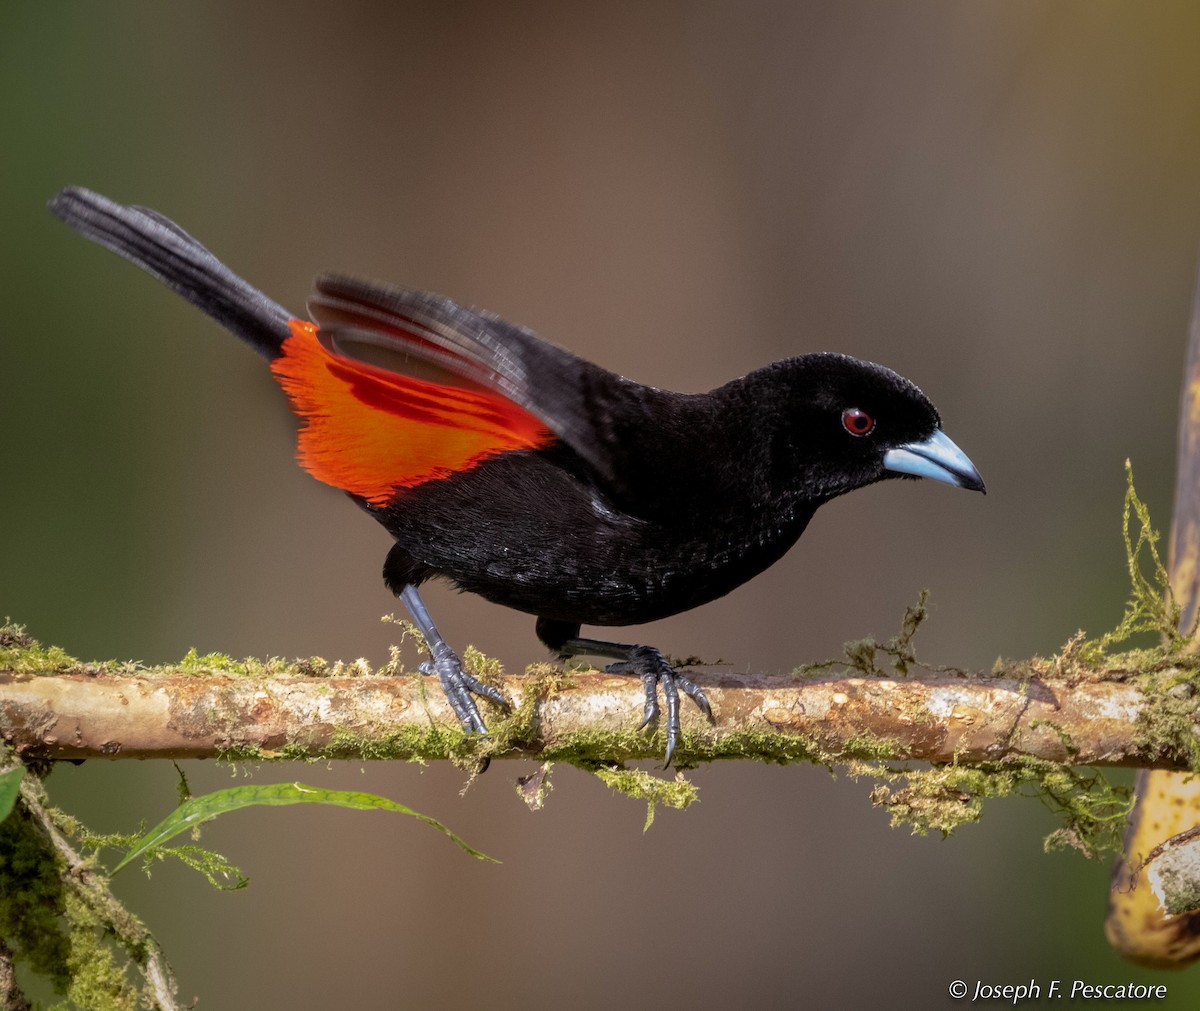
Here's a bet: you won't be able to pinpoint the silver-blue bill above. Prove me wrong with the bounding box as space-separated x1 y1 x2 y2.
883 429 985 492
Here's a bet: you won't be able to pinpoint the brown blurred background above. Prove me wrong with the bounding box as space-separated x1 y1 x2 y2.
5 1 1200 1006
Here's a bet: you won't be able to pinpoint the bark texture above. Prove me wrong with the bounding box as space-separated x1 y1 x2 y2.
0 663 1193 767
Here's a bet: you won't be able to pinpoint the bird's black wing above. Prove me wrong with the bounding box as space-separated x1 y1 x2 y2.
309 274 703 510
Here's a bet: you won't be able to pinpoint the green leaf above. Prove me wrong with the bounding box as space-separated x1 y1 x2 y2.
113 781 496 872
0 767 25 823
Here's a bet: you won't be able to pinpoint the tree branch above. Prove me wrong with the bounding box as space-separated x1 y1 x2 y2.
1 656 1196 769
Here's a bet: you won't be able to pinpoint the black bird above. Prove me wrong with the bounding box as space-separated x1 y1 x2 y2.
49 186 984 764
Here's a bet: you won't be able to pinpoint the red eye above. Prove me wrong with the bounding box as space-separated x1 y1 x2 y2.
842 408 874 437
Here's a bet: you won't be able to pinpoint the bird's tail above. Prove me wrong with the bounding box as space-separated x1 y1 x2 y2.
48 186 293 360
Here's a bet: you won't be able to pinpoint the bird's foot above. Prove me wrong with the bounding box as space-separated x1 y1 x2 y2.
418 644 509 734
604 645 714 767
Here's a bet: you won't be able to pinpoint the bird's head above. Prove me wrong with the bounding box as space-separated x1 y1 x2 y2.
747 352 984 504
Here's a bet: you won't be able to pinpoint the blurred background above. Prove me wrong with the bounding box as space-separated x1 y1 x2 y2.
5 1 1200 1006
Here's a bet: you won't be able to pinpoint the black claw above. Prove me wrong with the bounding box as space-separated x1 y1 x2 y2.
661 669 681 768
460 671 510 711
637 668 660 730
621 645 710 767
560 634 714 766
675 672 715 724
428 648 508 734
398 583 509 737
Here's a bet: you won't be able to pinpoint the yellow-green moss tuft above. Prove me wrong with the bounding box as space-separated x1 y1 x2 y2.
592 765 699 830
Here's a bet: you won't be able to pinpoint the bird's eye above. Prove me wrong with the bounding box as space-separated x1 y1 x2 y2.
842 408 874 437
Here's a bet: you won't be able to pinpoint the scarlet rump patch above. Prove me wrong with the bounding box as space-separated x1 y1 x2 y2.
271 320 552 504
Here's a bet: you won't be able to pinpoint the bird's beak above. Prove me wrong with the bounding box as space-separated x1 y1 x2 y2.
883 429 985 493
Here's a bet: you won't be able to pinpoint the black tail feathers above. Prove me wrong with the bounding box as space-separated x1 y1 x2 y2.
48 187 293 360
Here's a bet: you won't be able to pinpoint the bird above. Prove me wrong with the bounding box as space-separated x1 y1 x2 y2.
48 186 984 765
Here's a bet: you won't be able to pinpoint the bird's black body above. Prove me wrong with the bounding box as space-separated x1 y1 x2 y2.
49 186 984 763
376 446 818 628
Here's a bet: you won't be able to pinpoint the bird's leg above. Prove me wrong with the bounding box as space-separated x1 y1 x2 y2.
536 620 713 766
398 583 509 733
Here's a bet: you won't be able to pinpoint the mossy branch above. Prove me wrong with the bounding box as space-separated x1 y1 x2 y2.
1 646 1197 772
0 747 181 1010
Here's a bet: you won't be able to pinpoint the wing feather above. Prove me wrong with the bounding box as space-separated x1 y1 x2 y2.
270 318 553 504
307 275 666 493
